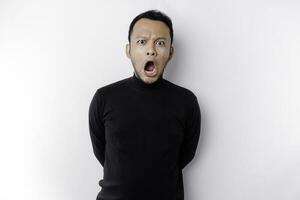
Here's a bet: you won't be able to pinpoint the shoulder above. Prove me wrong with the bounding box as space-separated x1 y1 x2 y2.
163 79 200 115
95 76 130 96
164 79 197 101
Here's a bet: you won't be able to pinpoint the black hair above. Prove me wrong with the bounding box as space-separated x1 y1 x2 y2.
128 9 173 45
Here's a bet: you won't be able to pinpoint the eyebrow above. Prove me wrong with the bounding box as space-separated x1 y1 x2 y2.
135 36 167 40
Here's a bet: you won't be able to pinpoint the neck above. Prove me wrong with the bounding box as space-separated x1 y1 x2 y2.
130 71 164 90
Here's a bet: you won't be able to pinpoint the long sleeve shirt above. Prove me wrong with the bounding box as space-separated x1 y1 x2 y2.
88 72 201 200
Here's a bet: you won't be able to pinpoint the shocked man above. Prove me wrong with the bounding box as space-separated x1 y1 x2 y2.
89 9 201 200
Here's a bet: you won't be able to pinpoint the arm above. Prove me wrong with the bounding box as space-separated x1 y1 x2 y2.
179 95 201 170
88 89 106 167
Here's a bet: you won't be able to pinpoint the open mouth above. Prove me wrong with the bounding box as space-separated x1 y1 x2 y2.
143 61 158 77
144 61 156 72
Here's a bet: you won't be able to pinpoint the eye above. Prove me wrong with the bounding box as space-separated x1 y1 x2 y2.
137 40 146 45
157 41 165 46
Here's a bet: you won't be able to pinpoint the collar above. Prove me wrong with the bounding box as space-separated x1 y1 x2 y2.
129 71 164 90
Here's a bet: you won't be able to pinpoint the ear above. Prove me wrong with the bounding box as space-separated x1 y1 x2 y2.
168 46 174 61
126 43 131 59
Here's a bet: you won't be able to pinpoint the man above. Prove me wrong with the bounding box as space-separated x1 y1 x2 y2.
89 9 201 200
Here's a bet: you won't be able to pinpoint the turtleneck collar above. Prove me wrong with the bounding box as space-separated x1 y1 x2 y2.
129 72 164 90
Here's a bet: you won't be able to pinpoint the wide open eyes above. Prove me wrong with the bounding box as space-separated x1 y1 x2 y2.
137 40 166 46
137 39 146 45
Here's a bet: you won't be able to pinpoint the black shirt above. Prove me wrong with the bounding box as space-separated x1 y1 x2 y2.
88 72 201 200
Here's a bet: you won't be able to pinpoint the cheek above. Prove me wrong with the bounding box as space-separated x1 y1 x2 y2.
157 48 170 59
132 46 145 55
159 54 170 63
131 49 145 61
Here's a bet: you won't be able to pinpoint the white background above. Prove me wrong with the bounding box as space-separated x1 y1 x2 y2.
0 0 299 200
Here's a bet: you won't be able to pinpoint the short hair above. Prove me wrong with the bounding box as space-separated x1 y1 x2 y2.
128 9 174 45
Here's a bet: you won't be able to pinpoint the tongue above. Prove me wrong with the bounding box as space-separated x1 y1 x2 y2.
145 62 155 71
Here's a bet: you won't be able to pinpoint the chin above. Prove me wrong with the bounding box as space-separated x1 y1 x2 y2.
144 76 158 83
135 67 161 83
140 72 159 83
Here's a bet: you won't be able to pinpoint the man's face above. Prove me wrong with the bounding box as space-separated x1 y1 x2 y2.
126 18 174 84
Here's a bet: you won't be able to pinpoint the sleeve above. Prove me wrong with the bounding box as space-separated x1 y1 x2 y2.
179 95 201 170
88 89 106 167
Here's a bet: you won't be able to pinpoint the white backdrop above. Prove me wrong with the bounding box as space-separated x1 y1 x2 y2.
0 0 299 200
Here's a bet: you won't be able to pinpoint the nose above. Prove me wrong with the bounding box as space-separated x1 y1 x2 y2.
146 46 156 56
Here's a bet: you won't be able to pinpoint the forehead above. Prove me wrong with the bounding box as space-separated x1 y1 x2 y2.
131 18 170 38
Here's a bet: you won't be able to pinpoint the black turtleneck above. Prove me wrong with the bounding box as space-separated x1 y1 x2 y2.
88 72 201 200
130 71 164 89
